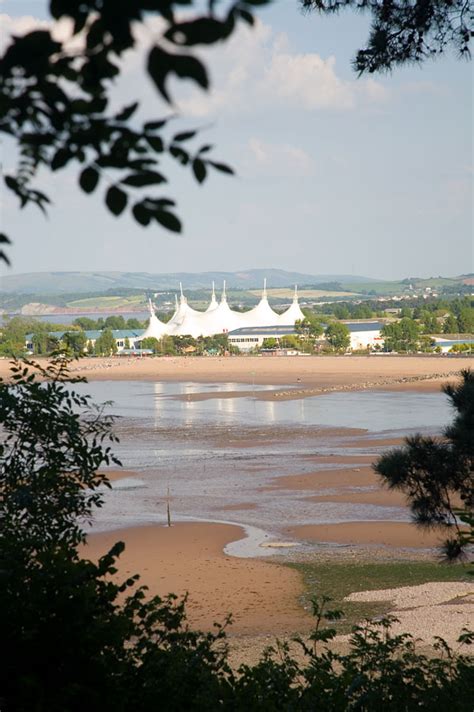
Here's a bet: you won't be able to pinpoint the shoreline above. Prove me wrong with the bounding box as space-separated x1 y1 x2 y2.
1 355 471 400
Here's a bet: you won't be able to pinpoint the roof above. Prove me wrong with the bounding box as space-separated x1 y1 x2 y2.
229 325 297 336
343 322 384 333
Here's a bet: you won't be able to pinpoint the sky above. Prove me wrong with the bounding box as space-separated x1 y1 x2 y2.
0 0 472 281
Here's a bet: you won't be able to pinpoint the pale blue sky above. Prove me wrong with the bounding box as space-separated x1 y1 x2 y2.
1 0 472 280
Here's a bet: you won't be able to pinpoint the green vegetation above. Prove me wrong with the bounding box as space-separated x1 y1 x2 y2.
325 322 351 351
376 369 474 563
289 560 471 634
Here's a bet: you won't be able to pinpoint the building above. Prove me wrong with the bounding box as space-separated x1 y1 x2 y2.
228 325 300 353
137 281 305 341
25 329 143 353
342 322 384 350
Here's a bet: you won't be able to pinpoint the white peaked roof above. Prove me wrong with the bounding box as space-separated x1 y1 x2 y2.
202 282 241 334
279 286 305 324
238 279 280 328
205 282 218 313
139 300 168 340
138 280 304 341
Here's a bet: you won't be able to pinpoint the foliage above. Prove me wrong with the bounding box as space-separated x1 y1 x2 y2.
0 0 269 263
375 369 474 562
325 321 350 351
301 0 471 73
381 317 421 352
0 358 473 710
94 328 118 356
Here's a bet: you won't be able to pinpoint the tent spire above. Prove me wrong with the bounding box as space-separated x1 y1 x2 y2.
211 281 215 300
263 278 267 299
148 297 155 317
294 284 298 301
222 280 227 302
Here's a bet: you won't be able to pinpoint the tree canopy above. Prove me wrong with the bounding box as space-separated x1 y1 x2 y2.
301 0 472 73
375 369 474 562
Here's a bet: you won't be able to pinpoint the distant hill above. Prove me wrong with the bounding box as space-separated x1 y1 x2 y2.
0 269 378 295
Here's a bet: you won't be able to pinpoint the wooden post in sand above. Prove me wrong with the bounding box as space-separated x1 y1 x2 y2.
166 487 171 527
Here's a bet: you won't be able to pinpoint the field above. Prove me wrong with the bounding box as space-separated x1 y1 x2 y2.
250 288 358 299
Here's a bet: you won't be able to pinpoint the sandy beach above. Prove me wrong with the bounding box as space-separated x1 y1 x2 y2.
83 522 312 636
2 355 471 398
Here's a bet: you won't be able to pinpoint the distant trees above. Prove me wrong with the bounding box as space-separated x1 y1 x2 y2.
62 331 88 355
94 329 117 356
325 322 350 351
382 318 421 352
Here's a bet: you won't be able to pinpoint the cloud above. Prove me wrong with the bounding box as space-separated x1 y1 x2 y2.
176 20 387 117
245 138 315 178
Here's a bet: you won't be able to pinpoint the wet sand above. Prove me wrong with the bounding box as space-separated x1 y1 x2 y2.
83 522 312 636
287 521 456 549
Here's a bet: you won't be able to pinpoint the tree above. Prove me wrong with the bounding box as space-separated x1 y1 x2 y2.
140 336 160 353
94 329 117 356
325 322 350 351
0 0 264 265
105 315 126 330
0 357 231 711
375 369 474 562
63 330 88 355
444 314 459 334
301 0 471 74
382 317 420 352
262 337 278 349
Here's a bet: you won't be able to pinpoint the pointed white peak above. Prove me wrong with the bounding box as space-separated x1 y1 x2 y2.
148 298 155 317
293 284 299 302
221 280 227 303
262 277 267 299
179 282 187 304
206 281 218 312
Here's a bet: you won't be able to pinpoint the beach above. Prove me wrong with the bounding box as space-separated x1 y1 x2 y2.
5 353 472 653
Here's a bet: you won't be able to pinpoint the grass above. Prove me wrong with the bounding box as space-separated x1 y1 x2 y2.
249 288 358 299
66 295 146 309
286 560 472 633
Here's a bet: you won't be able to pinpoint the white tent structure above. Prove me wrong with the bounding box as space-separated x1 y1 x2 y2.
238 279 280 328
138 299 169 340
139 281 305 339
278 286 305 324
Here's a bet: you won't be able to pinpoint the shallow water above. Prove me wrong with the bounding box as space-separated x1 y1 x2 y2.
79 381 451 554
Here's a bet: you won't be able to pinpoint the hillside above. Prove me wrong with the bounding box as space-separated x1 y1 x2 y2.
0 269 377 295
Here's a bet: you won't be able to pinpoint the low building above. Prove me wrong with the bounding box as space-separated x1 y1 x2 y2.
342 321 385 351
228 325 298 353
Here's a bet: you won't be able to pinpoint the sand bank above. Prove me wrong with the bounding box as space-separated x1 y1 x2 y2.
287 521 454 549
83 522 312 636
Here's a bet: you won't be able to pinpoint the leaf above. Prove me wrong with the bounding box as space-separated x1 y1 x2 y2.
4 176 18 191
146 136 164 153
121 171 166 187
154 210 182 233
132 202 151 226
209 161 234 175
115 102 139 122
144 120 168 131
105 186 127 216
0 233 11 244
51 148 71 171
147 46 208 103
192 159 207 184
79 167 99 194
164 18 233 47
173 130 197 142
